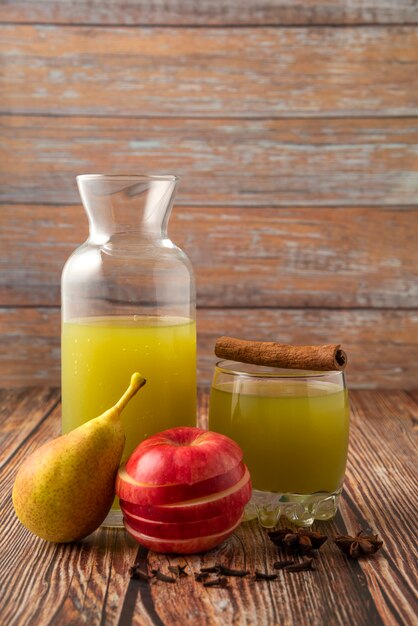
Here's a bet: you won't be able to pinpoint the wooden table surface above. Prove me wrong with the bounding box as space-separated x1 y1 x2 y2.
0 388 417 626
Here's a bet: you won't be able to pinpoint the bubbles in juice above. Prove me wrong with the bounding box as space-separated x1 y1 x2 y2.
62 315 197 460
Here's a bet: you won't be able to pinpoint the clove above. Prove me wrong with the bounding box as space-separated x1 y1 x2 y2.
273 560 295 570
168 564 188 577
203 577 229 588
129 565 150 581
285 558 315 572
218 565 249 577
151 569 176 583
200 565 220 573
253 571 278 581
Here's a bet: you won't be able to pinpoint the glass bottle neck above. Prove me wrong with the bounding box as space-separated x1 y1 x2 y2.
87 220 169 246
77 175 178 245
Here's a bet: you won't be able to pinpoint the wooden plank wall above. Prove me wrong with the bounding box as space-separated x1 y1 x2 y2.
0 1 417 388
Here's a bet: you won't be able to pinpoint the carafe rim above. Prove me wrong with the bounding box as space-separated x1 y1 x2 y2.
77 173 179 183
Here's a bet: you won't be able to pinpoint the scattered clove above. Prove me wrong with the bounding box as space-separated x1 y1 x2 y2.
200 565 220 573
151 569 176 583
253 571 278 581
268 527 328 554
218 565 249 577
273 559 295 570
130 528 383 589
285 558 316 572
168 564 189 577
334 531 383 559
129 565 150 581
203 577 229 588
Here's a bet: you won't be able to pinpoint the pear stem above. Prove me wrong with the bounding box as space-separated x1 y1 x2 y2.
115 373 146 414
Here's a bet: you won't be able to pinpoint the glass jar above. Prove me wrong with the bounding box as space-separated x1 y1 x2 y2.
61 174 196 526
209 362 349 527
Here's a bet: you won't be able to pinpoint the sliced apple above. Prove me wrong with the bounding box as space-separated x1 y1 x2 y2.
125 426 243 485
124 515 242 554
116 461 246 506
123 507 243 540
118 426 252 553
120 466 252 523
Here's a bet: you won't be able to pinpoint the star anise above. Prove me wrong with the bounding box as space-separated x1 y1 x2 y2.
334 531 383 558
268 527 328 554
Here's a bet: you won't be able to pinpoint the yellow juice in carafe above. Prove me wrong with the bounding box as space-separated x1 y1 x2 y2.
62 315 196 460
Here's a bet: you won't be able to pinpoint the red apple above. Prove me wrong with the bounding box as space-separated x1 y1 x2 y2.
117 426 252 554
116 461 246 505
125 426 243 485
124 516 243 554
123 507 243 540
120 466 251 523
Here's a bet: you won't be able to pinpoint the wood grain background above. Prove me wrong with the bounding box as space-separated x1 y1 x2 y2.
0 0 417 388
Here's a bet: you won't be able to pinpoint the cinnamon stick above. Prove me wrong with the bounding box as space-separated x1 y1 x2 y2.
214 337 347 371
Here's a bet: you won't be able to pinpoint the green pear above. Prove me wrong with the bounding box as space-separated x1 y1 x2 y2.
12 372 146 543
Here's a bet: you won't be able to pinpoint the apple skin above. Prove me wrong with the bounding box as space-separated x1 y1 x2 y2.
124 516 243 554
125 426 243 485
116 461 246 506
120 467 252 523
123 507 243 540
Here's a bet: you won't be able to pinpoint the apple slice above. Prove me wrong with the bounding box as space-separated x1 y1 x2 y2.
116 461 246 506
125 426 243 485
124 515 242 554
123 507 243 540
120 466 252 523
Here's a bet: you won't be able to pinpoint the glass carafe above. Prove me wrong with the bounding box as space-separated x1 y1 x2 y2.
61 174 196 526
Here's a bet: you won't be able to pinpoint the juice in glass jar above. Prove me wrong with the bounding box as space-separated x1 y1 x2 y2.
62 315 196 458
209 380 349 494
209 364 349 525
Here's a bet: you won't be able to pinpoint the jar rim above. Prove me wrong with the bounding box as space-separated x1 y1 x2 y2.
215 359 344 379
